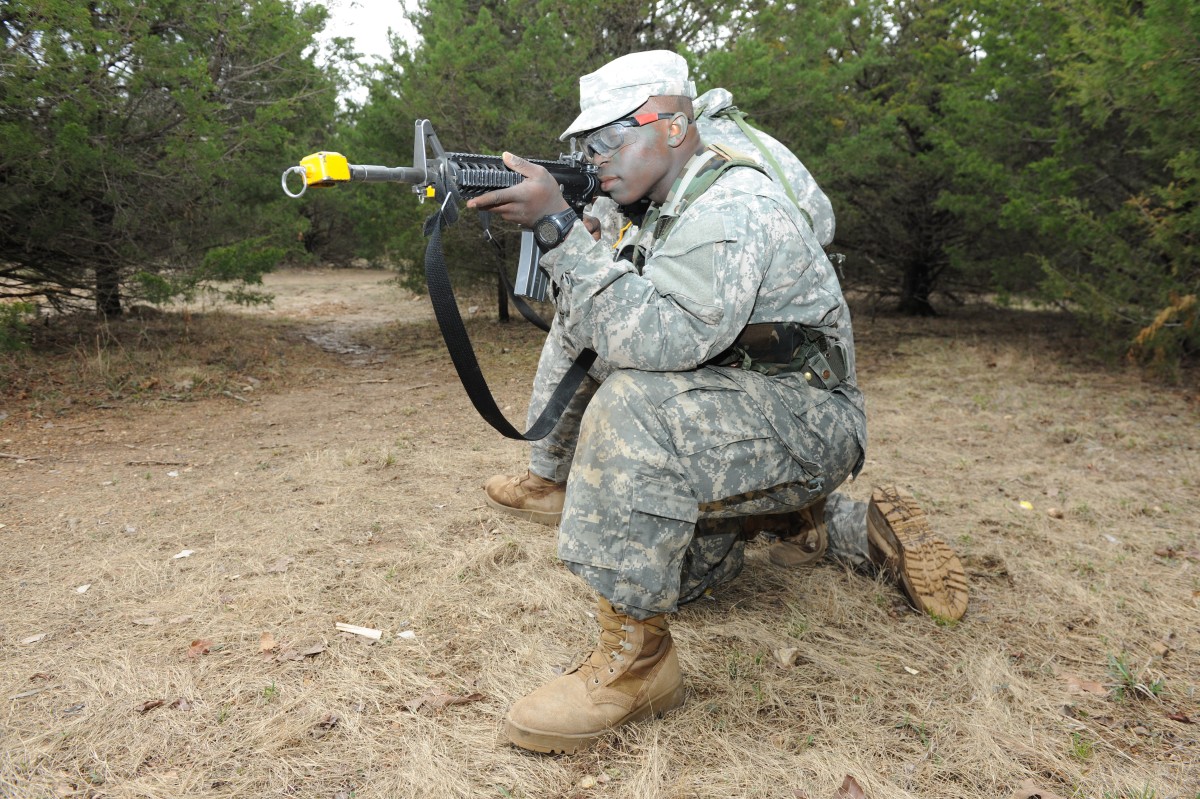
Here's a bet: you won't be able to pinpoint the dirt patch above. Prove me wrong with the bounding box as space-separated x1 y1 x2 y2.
1 270 1197 798
213 268 434 360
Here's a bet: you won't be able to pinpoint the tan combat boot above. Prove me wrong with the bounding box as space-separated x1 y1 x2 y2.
765 498 830 567
504 597 686 754
867 485 969 621
483 470 565 526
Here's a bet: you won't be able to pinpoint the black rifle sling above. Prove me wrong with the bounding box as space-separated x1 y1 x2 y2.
423 208 595 441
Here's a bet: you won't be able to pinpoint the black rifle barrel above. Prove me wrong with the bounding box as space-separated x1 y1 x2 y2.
348 165 428 184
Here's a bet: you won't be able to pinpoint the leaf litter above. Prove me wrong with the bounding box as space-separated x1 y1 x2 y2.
187 639 213 658
265 555 294 574
404 690 485 714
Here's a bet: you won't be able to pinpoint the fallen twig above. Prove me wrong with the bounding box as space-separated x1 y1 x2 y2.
335 622 383 640
0 453 38 461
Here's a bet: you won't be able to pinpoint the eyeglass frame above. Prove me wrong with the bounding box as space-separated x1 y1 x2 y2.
577 112 676 161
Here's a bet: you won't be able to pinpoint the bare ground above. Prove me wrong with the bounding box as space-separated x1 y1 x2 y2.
1 269 1197 799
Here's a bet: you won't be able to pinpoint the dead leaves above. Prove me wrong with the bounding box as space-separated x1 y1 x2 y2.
794 775 871 799
265 555 294 574
1154 546 1199 562
187 639 213 658
404 689 485 714
135 697 192 714
1062 674 1108 696
310 712 340 739
835 775 868 799
180 631 326 663
1010 779 1067 799
774 647 803 668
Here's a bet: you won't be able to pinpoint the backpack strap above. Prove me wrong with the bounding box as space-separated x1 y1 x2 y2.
718 108 815 232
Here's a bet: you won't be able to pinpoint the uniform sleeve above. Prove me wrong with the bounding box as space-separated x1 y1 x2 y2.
541 195 781 371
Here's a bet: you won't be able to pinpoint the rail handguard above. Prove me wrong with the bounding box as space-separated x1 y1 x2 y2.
282 120 600 301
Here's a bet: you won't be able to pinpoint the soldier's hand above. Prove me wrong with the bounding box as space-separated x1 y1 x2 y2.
467 152 569 228
582 214 601 241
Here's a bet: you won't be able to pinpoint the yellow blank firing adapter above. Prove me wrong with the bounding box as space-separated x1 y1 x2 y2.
281 151 351 197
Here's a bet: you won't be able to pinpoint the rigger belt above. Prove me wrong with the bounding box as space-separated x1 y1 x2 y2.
711 322 848 390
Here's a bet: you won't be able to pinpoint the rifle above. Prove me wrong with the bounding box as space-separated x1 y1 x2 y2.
280 119 601 443
281 119 599 303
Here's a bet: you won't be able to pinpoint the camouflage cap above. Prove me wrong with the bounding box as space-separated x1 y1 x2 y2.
559 50 696 141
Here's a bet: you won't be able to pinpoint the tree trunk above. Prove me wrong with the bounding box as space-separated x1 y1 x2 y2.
96 264 123 318
897 259 937 316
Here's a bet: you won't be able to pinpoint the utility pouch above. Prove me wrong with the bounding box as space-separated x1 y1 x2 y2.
712 322 847 389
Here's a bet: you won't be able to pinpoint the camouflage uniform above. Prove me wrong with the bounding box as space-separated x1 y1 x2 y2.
530 84 837 481
536 149 870 620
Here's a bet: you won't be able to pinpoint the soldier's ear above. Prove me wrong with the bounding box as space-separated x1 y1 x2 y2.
667 114 689 147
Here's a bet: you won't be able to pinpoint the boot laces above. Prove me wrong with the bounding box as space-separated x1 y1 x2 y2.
579 616 631 682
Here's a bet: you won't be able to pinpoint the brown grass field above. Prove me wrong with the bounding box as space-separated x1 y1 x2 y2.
1 268 1197 799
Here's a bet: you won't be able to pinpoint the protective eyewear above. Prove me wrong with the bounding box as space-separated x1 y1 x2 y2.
580 112 674 160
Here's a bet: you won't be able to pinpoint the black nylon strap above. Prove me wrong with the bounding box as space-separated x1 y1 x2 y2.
423 208 596 441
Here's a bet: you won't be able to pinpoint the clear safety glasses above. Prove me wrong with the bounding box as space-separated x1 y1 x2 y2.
580 112 674 161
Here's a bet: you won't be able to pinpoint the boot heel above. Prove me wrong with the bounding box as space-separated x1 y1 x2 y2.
656 683 687 716
632 682 686 723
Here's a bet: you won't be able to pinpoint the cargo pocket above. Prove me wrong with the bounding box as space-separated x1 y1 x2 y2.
609 477 700 613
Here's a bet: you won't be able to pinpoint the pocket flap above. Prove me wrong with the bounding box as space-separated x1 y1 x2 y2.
632 478 700 525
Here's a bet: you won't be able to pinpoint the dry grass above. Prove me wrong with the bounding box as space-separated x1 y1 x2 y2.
0 306 344 417
1 271 1197 799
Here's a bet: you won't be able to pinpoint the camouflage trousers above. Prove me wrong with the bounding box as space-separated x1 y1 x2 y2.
526 324 869 620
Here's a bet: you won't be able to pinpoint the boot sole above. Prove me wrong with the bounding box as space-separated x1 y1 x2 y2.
867 486 968 621
503 682 686 754
484 495 561 527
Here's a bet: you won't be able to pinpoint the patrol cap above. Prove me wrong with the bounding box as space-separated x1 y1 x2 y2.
559 50 696 141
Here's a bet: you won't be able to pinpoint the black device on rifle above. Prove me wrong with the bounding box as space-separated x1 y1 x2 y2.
281 119 600 302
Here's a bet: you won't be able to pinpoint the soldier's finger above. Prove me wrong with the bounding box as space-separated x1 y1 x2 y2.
467 187 512 210
502 151 544 178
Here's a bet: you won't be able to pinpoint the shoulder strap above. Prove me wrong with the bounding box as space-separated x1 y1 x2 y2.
647 146 764 245
719 108 814 231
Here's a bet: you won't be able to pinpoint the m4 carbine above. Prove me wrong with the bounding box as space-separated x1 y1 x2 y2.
281 119 599 302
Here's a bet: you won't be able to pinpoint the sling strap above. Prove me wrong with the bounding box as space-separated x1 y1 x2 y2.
423 207 595 441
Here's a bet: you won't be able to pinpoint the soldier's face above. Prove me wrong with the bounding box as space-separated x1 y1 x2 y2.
591 109 673 205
